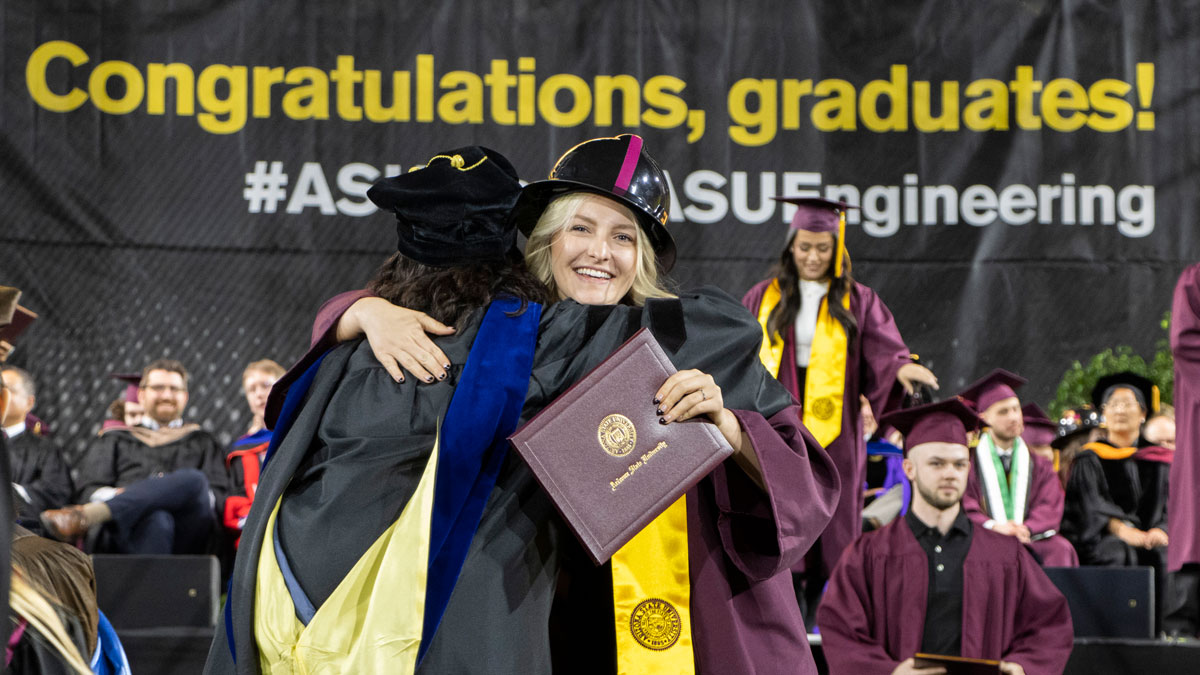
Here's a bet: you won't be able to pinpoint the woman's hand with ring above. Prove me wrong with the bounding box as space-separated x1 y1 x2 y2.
654 369 742 452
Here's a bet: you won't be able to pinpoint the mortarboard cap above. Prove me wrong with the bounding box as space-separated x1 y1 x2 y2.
1091 371 1159 414
958 368 1027 414
0 287 20 327
514 134 676 271
1052 405 1101 449
367 146 523 267
773 196 856 233
877 398 981 454
1020 402 1057 447
110 373 142 403
773 196 857 278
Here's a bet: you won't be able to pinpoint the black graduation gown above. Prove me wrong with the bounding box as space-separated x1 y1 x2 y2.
207 287 793 675
1062 443 1169 565
74 426 231 508
8 432 74 524
1062 440 1170 630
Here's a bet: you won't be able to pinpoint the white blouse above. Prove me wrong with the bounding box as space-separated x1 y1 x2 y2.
793 279 830 367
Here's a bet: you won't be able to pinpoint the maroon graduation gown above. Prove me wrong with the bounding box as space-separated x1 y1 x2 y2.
818 515 1074 675
742 279 910 576
963 450 1079 566
1170 262 1200 572
686 406 838 674
277 289 843 674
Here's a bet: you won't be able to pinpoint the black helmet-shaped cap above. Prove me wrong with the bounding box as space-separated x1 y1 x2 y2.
1051 405 1102 449
513 134 676 271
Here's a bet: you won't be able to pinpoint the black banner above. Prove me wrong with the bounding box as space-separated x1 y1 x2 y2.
2 1 1195 456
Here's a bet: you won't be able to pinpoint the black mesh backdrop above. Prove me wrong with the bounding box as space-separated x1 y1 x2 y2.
2 0 1198 460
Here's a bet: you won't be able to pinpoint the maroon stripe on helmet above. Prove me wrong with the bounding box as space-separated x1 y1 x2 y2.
611 135 643 196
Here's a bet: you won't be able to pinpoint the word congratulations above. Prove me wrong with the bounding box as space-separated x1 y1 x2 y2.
25 41 705 138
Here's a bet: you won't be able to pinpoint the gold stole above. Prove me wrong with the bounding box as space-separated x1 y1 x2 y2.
610 495 695 675
254 439 440 674
754 278 850 446
1084 441 1139 460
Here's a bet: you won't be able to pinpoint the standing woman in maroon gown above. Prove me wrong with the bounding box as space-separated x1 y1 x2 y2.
741 197 938 615
1167 262 1200 637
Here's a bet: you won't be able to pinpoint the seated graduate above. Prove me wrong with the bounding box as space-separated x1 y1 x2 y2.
818 398 1073 675
1021 403 1059 465
1062 371 1170 629
958 369 1078 567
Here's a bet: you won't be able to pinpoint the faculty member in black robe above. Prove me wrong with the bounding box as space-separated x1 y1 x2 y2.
1063 372 1170 631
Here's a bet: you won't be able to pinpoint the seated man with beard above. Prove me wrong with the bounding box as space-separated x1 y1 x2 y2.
818 398 1073 675
40 359 229 555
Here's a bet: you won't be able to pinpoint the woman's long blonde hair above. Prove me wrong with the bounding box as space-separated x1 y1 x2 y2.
524 192 675 307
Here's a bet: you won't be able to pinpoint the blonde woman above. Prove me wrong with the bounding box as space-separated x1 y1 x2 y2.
270 136 839 674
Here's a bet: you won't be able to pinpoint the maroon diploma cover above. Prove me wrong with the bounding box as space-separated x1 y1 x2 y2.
510 328 734 564
0 305 36 343
912 653 1002 674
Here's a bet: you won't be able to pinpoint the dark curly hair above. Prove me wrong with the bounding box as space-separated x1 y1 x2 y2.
367 251 551 331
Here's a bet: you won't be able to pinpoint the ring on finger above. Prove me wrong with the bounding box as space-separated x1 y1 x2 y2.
700 389 707 401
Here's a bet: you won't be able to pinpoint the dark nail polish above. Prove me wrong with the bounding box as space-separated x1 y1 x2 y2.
425 376 434 383
656 407 663 416
444 364 451 370
437 373 446 380
659 417 667 425
653 396 661 404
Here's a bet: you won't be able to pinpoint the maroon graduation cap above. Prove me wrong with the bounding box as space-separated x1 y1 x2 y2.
772 196 858 278
958 368 1027 414
0 287 19 327
772 196 856 233
1020 402 1057 447
110 373 142 403
878 398 982 454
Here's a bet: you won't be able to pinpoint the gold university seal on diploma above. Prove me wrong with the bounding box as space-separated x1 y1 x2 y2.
630 598 682 650
598 414 637 457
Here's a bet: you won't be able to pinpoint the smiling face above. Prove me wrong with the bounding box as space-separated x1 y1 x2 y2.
139 369 188 425
548 194 640 305
790 229 836 282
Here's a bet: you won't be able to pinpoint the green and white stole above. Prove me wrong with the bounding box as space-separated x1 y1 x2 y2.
974 432 1031 524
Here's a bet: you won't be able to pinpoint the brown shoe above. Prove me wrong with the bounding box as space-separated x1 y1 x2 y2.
40 505 89 541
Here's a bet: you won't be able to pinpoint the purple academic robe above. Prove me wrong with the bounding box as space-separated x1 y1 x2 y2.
963 450 1079 567
274 289 842 674
1170 263 1200 572
817 515 1074 675
742 279 910 576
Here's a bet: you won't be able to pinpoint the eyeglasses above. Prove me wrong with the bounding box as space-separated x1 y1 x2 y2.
1104 400 1140 411
142 384 186 394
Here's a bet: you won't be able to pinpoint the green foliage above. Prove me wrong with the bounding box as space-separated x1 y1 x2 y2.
1048 311 1174 418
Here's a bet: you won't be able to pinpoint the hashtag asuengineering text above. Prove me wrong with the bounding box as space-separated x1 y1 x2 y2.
24 41 706 138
